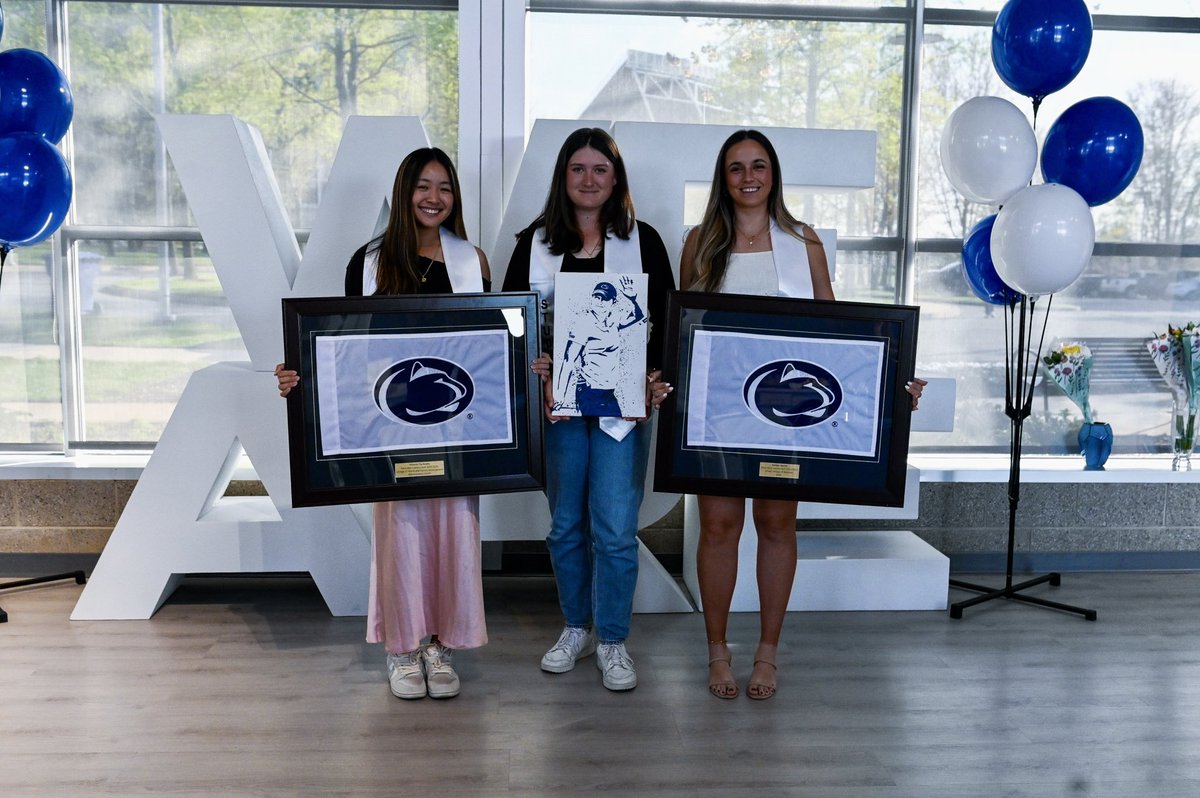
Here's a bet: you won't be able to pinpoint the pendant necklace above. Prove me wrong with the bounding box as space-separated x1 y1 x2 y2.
419 245 443 282
737 220 770 246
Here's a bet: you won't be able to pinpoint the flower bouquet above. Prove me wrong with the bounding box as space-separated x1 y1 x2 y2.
1042 342 1094 423
1043 341 1110 469
1146 322 1200 469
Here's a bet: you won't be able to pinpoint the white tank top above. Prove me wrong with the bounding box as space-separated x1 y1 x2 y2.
719 251 780 297
717 226 816 299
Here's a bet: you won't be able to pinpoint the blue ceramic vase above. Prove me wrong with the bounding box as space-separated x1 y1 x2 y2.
1077 421 1112 471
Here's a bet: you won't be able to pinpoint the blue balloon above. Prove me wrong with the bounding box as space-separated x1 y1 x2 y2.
0 133 73 251
1041 97 1143 207
992 0 1092 102
0 48 75 144
961 214 1018 306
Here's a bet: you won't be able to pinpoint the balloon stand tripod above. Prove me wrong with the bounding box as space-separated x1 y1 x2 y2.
949 294 1097 621
0 244 86 623
0 571 87 623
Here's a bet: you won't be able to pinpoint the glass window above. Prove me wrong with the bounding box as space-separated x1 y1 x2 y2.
67 3 458 229
0 2 59 446
916 20 1200 455
916 25 1014 242
915 251 1199 454
528 12 906 239
918 27 1200 246
48 2 458 445
830 249 898 304
6 1 1198 456
70 238 246 443
929 1 1196 16
0 242 64 446
0 0 46 51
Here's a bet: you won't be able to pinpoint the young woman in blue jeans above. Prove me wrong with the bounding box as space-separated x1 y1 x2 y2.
502 128 675 691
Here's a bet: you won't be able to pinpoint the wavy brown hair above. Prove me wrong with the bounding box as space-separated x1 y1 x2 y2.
521 127 634 254
689 129 819 292
369 147 467 296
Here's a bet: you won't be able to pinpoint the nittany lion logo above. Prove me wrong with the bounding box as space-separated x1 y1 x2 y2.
742 360 842 428
374 358 474 425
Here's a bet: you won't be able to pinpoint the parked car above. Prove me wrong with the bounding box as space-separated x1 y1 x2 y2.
1171 271 1200 301
1074 271 1160 299
924 260 965 294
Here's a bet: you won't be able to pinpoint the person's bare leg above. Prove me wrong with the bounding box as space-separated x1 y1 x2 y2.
697 495 746 698
747 498 798 699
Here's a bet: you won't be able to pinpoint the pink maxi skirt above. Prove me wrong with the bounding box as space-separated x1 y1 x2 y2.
366 496 487 654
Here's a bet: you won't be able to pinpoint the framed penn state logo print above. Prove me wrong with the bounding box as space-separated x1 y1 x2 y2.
654 291 919 506
282 292 543 507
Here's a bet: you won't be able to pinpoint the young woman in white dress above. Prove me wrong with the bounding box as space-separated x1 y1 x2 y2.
680 130 924 700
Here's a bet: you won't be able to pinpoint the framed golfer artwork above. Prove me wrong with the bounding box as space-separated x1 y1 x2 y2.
281 292 544 507
654 291 920 506
551 272 649 418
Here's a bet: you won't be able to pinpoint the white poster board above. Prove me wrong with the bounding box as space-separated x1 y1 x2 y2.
551 272 648 417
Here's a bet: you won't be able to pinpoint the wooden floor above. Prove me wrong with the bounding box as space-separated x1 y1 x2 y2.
2 571 1199 797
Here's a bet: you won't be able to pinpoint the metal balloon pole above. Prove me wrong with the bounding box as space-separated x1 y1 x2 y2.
948 293 1096 621
1 572 88 623
0 46 83 621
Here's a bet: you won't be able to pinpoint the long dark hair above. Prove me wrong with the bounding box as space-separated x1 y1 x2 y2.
521 127 635 255
369 147 467 295
690 129 819 292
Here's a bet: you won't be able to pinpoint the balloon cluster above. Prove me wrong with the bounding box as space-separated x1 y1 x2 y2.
0 4 75 268
941 0 1144 303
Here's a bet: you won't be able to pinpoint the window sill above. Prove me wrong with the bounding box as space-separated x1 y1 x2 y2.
0 453 258 481
0 452 1195 485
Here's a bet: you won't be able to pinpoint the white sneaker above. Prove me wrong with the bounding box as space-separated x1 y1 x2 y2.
386 650 426 700
421 641 460 699
540 626 596 673
596 641 637 691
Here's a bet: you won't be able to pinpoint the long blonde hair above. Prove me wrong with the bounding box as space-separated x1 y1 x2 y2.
690 130 820 292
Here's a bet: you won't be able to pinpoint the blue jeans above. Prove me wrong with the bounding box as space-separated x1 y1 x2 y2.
575 384 619 416
545 417 651 643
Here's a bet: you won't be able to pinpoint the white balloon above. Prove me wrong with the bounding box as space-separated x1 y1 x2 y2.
991 183 1095 296
940 96 1037 205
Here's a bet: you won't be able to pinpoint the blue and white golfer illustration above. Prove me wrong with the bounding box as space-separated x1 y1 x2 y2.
552 272 649 417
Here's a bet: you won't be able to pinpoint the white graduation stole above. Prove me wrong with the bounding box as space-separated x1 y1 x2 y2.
530 223 644 441
769 219 816 300
362 227 483 296
528 222 642 306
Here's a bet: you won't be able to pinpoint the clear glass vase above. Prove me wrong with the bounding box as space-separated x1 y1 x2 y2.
1172 399 1196 471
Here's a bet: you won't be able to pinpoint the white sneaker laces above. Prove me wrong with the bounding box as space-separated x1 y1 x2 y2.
552 627 588 654
388 650 422 675
424 643 455 675
600 643 633 671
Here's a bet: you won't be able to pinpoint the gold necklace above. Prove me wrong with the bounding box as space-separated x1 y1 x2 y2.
418 245 443 283
580 240 603 258
736 220 770 246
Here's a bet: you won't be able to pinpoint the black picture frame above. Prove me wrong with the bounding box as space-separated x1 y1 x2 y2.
654 291 919 506
282 292 544 507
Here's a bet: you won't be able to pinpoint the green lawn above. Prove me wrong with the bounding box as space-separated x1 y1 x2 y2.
106 270 227 304
81 313 244 348
0 357 197 402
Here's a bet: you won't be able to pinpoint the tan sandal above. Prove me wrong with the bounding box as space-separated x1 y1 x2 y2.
747 658 777 700
707 641 738 700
